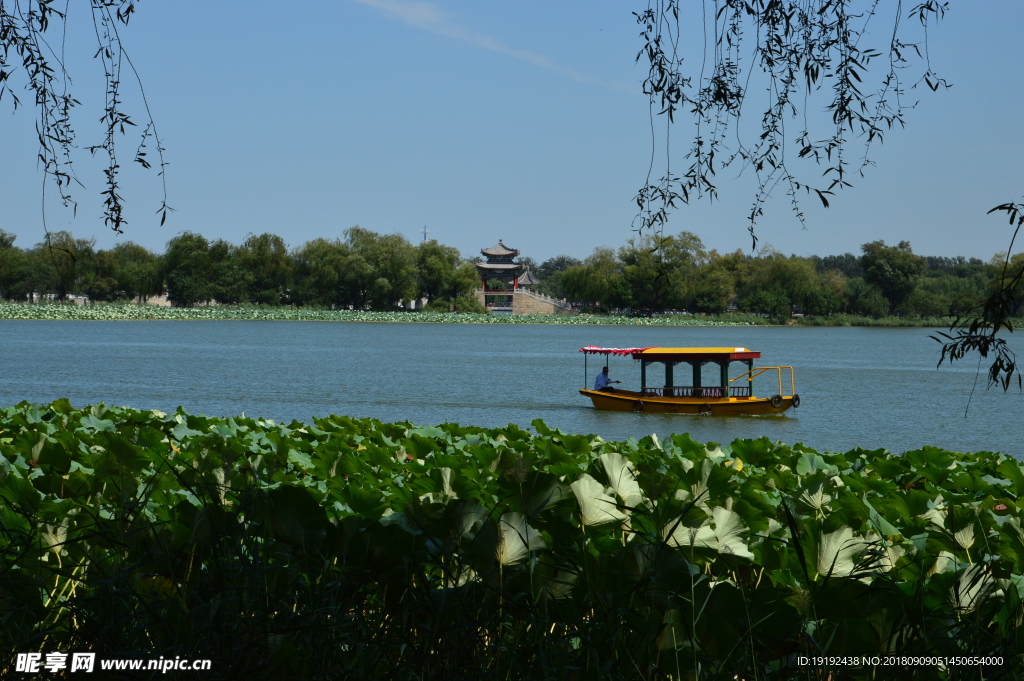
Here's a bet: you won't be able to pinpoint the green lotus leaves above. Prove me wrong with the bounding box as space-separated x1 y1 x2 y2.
494 512 545 565
570 474 627 526
3 399 1024 675
516 471 570 518
267 484 330 551
0 301 760 326
669 506 755 560
813 526 867 578
598 451 644 509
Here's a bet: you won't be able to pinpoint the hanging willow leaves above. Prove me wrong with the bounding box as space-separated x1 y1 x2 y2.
634 1 949 247
0 1 170 233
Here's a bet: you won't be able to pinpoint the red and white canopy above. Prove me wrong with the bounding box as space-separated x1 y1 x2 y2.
579 346 654 356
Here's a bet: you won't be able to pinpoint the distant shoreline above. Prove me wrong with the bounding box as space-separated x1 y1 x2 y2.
0 302 964 327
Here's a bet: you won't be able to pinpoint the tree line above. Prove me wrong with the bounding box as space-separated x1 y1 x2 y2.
530 232 1013 319
0 228 483 312
1 227 1019 319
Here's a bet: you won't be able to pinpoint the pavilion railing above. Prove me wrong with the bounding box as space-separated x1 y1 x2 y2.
515 288 573 310
477 288 574 311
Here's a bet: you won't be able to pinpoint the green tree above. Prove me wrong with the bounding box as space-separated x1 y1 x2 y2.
31 232 96 301
207 239 249 305
291 238 351 308
897 289 948 317
619 232 708 312
984 252 1024 318
534 255 581 299
110 242 162 303
236 233 292 305
561 247 620 309
811 253 864 279
424 263 487 313
416 240 465 304
860 241 925 314
0 231 30 301
742 251 820 313
845 278 890 318
688 263 733 314
619 237 680 312
739 290 790 320
344 227 417 310
803 269 848 316
82 248 122 302
164 232 213 307
947 288 984 316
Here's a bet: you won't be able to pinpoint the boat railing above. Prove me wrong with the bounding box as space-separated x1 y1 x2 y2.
642 386 732 398
730 366 796 397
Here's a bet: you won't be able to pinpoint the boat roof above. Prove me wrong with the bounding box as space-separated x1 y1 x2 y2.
579 346 760 361
636 347 761 361
579 346 655 356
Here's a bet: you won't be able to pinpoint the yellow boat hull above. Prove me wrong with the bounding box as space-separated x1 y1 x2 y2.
579 389 794 415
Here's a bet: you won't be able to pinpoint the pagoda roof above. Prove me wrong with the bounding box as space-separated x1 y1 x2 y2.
481 240 519 258
475 262 522 271
518 269 540 285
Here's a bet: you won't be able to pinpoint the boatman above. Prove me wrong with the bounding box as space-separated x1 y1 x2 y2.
594 366 621 392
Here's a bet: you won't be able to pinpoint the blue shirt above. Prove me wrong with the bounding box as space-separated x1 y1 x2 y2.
594 372 610 390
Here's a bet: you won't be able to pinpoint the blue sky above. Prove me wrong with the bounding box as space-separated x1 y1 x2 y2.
1 1 1022 263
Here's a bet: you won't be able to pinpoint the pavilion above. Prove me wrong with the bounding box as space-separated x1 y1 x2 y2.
475 241 524 313
474 240 570 315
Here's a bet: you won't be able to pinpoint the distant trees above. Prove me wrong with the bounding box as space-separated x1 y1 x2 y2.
0 226 1009 320
860 241 925 314
164 233 213 307
0 231 29 302
562 248 620 306
534 255 581 299
291 239 350 308
737 251 820 318
417 241 482 312
237 233 292 305
552 232 999 320
85 242 161 303
0 226 494 312
342 227 418 310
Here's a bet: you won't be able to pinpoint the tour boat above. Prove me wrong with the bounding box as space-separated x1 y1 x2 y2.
578 346 800 415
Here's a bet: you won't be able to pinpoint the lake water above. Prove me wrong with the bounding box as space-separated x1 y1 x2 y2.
1 320 1022 456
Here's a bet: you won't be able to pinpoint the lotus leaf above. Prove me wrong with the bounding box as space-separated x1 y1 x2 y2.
3 400 1024 677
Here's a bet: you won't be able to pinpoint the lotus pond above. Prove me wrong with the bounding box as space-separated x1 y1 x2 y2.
0 302 755 325
1 401 1022 679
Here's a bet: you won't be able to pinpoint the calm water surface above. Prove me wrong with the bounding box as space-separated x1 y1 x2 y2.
1 320 1022 456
